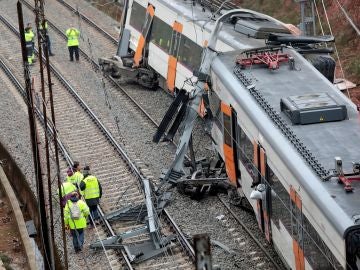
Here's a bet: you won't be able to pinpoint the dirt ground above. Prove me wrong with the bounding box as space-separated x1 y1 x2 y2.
0 187 29 270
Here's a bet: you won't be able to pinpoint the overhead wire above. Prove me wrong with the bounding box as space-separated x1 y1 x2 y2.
320 0 350 98
71 5 178 267
334 0 360 36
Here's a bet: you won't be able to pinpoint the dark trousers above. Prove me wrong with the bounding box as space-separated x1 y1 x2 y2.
70 228 84 251
89 205 99 224
42 35 53 55
68 46 79 61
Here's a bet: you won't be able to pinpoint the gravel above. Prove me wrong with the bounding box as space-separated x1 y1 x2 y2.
0 0 285 269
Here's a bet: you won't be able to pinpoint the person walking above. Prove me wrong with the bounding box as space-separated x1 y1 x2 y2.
24 24 35 65
68 161 84 189
64 192 89 253
65 26 80 62
39 20 54 56
58 178 77 208
79 165 102 227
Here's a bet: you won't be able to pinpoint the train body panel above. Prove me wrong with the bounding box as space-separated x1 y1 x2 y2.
123 0 275 92
210 49 359 269
116 1 360 268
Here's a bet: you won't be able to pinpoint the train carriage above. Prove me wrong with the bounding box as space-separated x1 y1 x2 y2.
208 47 360 269
111 0 298 92
103 1 360 269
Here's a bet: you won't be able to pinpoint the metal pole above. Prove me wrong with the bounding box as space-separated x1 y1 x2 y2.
33 0 55 268
41 15 69 269
17 2 53 269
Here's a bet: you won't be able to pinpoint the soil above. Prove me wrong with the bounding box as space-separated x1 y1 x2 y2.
0 187 29 270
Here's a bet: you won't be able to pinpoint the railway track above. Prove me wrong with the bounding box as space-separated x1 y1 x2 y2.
0 0 285 268
0 12 194 270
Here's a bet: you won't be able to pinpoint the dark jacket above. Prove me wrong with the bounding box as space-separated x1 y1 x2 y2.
79 174 102 206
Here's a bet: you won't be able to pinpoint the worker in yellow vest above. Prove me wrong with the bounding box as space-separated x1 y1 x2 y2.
24 25 35 65
79 165 102 228
64 192 89 252
67 161 84 189
58 179 77 208
65 167 74 182
39 20 54 56
65 26 80 62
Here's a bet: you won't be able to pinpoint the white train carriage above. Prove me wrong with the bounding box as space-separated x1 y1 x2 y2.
119 0 294 92
208 46 360 269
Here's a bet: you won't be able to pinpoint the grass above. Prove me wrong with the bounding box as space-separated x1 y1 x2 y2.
0 253 13 270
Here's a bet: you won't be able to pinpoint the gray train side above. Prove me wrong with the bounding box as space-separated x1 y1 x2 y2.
104 0 331 93
208 47 360 269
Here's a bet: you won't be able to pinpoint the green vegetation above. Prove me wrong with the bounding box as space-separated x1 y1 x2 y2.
0 253 13 270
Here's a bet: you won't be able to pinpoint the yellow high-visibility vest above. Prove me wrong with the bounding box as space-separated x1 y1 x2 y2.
83 175 100 199
66 28 80 47
58 182 76 197
25 31 34 42
64 200 89 229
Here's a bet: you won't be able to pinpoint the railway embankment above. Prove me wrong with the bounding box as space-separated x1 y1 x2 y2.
0 145 35 269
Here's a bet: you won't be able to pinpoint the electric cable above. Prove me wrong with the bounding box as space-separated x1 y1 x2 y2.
334 0 360 36
321 0 350 98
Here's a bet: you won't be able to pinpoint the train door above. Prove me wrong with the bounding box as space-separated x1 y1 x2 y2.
167 21 183 93
253 143 272 242
133 4 155 67
221 102 239 186
290 187 305 270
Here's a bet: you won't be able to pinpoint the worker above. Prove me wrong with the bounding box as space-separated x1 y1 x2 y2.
39 20 54 56
79 165 102 227
24 25 35 65
68 161 84 189
64 192 89 253
65 167 74 182
58 178 77 208
65 25 80 62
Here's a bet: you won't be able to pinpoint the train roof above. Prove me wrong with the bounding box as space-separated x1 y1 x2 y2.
157 0 290 50
211 48 360 231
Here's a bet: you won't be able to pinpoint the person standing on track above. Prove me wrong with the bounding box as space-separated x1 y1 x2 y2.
24 24 35 65
68 161 84 189
79 165 102 228
64 192 89 253
58 177 77 208
65 25 80 62
39 20 54 56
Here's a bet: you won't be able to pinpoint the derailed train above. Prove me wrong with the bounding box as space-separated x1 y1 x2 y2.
100 0 360 269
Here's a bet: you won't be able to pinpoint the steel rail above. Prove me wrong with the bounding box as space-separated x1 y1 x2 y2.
22 0 161 129
2 11 194 266
218 196 285 270
20 3 282 266
55 0 118 44
1 8 146 190
163 209 195 260
0 14 134 270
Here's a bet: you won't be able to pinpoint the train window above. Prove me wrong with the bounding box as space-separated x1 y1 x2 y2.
238 127 255 178
178 36 202 71
129 2 146 32
151 17 172 53
223 114 232 146
209 91 222 130
268 167 292 233
303 215 342 269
